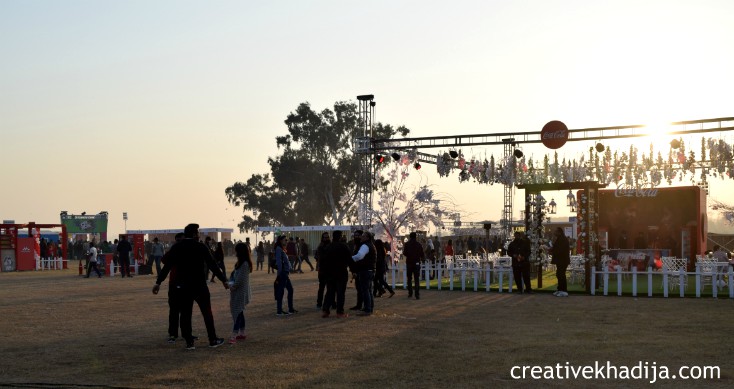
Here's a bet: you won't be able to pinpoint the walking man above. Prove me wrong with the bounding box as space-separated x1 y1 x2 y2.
299 238 314 271
149 237 165 275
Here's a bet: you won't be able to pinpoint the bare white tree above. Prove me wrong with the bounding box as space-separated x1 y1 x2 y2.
710 199 734 224
365 162 459 256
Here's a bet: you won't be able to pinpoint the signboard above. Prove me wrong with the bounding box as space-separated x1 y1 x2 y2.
60 214 108 234
541 120 569 149
598 186 705 259
16 237 36 271
1 250 15 272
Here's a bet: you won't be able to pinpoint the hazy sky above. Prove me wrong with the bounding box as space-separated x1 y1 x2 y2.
2 0 734 239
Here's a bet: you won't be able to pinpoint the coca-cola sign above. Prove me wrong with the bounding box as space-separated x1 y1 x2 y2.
541 120 569 149
614 183 659 198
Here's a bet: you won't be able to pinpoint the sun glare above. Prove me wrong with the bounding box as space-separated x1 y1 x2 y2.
640 120 678 151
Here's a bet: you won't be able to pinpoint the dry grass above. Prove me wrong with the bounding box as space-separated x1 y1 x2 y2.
0 258 732 389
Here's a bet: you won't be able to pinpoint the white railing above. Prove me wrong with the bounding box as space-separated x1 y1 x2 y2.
383 261 734 298
389 260 518 293
35 257 68 270
590 263 733 298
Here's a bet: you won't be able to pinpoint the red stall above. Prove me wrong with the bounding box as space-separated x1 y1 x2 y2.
0 223 69 272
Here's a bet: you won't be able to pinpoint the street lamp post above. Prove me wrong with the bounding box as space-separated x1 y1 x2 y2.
253 210 258 245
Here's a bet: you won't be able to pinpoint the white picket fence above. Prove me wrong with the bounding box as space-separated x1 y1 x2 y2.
385 261 734 298
590 263 734 298
36 256 67 270
388 261 518 293
34 256 140 277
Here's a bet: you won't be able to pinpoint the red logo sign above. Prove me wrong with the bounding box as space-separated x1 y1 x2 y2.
541 120 569 149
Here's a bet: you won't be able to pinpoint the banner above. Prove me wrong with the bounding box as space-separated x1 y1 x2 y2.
16 237 36 271
60 214 108 234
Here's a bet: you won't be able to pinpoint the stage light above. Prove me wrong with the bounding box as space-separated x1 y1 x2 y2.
414 162 422 170
595 143 605 153
449 150 458 159
513 149 524 158
670 139 681 149
391 152 401 161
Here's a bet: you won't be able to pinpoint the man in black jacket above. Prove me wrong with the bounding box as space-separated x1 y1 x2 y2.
116 235 133 278
153 223 229 350
550 227 570 297
402 232 425 300
321 230 352 318
508 231 532 294
315 232 330 309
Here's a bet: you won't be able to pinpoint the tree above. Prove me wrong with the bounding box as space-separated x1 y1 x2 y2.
368 160 458 254
710 199 734 224
226 100 409 232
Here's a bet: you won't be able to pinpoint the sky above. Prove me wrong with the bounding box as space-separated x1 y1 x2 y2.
2 0 734 240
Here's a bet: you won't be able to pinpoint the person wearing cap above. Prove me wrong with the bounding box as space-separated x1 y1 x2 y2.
351 231 376 316
402 232 425 300
153 223 229 349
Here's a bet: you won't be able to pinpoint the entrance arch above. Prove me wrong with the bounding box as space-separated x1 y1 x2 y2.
517 181 605 292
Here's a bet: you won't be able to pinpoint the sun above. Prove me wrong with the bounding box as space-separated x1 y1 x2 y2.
639 119 680 152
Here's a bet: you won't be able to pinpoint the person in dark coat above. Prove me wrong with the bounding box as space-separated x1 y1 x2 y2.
210 242 226 283
153 224 229 350
314 232 336 309
373 239 395 298
159 232 184 343
321 230 352 318
507 231 532 294
116 235 133 277
550 227 570 297
402 232 425 300
315 232 331 309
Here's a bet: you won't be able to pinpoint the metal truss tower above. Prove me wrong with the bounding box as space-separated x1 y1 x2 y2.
354 94 376 229
502 138 515 239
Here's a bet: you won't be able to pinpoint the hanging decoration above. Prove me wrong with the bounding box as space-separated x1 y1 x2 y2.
430 136 734 187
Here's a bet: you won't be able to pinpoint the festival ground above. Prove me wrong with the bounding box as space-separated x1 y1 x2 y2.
0 257 731 388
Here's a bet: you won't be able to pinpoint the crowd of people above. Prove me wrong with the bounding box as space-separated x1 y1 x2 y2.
69 222 729 351
62 221 731 352
140 225 437 349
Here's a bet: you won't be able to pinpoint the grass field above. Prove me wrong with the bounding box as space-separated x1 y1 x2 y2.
0 258 732 388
